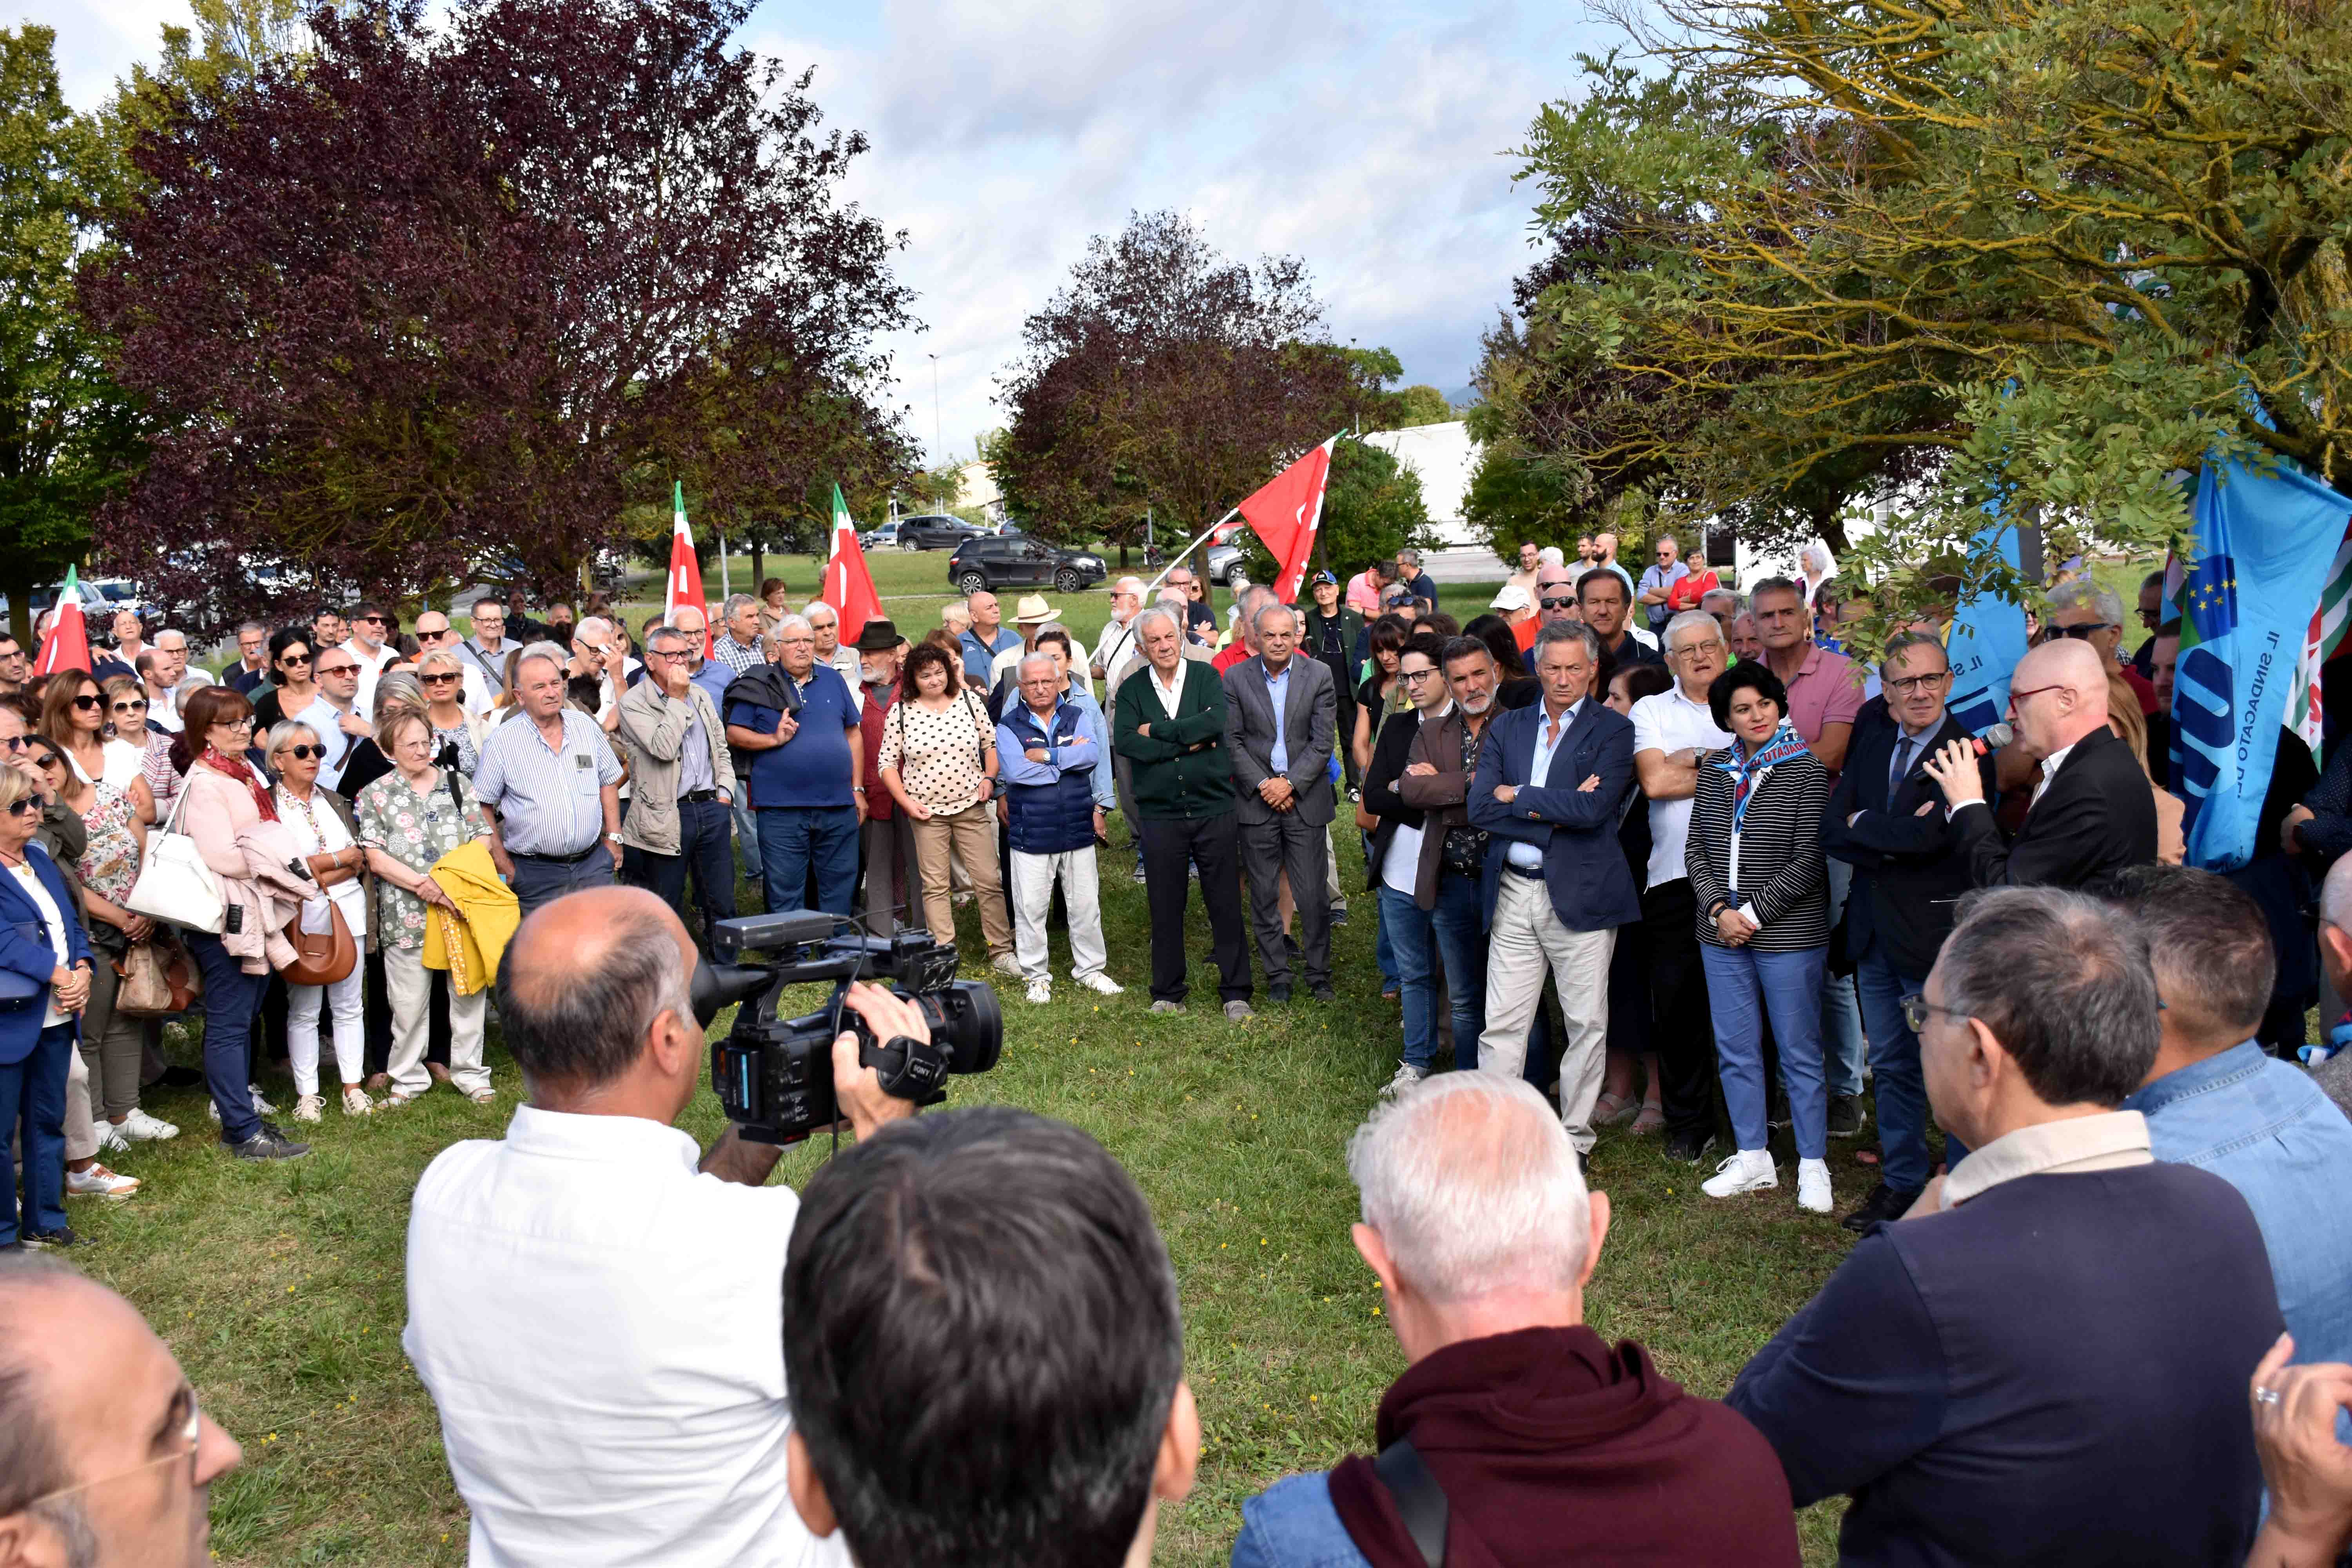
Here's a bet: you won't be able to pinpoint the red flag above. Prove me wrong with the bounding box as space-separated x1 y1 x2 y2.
664 481 709 657
33 573 90 676
1236 436 1338 604
816 482 884 644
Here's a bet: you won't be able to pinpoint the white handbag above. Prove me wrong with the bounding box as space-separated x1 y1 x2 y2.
123 781 227 935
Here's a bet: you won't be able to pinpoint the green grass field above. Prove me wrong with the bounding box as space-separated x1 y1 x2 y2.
100 550 1885 1565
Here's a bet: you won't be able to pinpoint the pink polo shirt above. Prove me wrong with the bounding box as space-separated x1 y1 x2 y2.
1781 645 1864 771
1345 570 1383 614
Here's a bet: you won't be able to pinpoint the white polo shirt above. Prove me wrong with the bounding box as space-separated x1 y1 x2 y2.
405 1106 845 1568
1632 684 1734 891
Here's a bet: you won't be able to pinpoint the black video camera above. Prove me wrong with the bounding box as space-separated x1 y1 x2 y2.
690 912 1002 1145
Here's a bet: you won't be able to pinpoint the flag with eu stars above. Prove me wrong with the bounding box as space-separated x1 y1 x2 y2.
2172 457 2352 871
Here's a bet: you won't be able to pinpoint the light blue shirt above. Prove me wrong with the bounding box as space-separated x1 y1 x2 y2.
1231 1471 1366 1568
474 708 624 856
1264 660 1293 777
2121 1040 2352 1387
1505 698 1583 871
1064 683 1118 811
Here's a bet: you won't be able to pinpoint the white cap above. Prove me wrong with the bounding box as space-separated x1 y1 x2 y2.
1489 583 1534 612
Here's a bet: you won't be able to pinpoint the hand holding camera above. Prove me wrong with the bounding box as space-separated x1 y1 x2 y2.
830 982 926 1142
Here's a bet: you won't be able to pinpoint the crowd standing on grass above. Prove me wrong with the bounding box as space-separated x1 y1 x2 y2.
11 546 2352 1567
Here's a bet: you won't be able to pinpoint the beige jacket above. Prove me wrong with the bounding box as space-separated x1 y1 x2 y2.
613 677 738 856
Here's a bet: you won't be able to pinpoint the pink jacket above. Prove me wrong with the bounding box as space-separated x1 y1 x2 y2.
180 767 301 973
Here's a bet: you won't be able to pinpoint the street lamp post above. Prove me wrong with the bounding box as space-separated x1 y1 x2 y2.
927 352 942 465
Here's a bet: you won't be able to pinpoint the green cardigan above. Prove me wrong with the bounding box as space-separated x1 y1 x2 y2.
1112 659 1236 821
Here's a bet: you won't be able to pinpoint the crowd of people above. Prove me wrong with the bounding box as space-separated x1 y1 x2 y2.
9 538 2352 1566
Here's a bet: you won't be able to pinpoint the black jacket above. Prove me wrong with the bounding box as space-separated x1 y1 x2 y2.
1950 726 2157 889
1822 715 1985 980
1359 707 1425 890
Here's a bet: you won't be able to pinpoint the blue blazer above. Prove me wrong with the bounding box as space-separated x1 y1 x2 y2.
0 842 91 1064
1468 699 1642 931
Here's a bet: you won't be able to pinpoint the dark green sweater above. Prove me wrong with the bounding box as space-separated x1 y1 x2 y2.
1112 659 1235 820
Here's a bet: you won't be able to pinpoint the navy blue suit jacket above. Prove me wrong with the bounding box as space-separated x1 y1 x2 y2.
0 842 91 1065
1468 698 1641 931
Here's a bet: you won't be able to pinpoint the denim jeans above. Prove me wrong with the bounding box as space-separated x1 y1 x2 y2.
1378 876 1485 1072
731 798 762 906
1853 946 1932 1191
1821 859 1867 1096
509 849 616 919
0 1022 74 1242
1701 942 1830 1159
188 930 270 1145
757 805 860 917
620 797 737 944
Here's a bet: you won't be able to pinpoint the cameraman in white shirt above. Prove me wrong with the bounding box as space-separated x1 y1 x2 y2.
403 886 916 1568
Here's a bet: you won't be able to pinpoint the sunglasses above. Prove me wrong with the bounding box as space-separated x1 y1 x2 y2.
2049 622 2116 640
1539 595 1577 610
71 694 100 711
112 699 147 713
0 736 25 752
32 753 62 770
4 798 34 816
316 664 357 676
279 744 325 760
279 653 312 667
359 614 389 625
421 673 461 685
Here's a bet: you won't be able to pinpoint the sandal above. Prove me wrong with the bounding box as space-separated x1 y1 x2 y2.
1629 1102 1666 1135
1595 1091 1638 1128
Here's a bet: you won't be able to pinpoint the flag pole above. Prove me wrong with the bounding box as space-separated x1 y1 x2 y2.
718 531 731 598
1140 507 1239 599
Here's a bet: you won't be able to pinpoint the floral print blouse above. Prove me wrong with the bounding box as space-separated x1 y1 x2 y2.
354 769 490 950
76 783 140 906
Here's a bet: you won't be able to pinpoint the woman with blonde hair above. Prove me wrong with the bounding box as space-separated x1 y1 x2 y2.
2108 677 2186 864
268 719 374 1119
416 648 490 776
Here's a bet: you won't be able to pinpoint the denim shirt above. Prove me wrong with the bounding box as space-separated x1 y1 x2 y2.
1230 1472 1369 1568
2122 1040 2352 1372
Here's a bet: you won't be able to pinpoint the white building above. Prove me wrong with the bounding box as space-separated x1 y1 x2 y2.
1361 420 1480 548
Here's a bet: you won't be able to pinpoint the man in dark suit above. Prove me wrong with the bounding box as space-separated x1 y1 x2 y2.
1223 602 1338 1004
1922 638 2156 888
1822 632 1989 1232
1469 621 1641 1157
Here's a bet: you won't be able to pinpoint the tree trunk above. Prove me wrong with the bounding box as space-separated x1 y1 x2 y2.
1 566 29 650
752 541 765 592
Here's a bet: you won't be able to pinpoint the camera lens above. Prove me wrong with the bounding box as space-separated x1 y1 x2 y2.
910 982 1003 1075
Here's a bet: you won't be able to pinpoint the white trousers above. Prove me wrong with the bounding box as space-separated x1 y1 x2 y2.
1009 845 1107 984
1479 873 1615 1152
288 965 366 1095
386 947 488 1097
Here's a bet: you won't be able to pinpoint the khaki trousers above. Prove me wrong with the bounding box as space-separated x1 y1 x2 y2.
1479 873 1615 1153
911 803 1013 958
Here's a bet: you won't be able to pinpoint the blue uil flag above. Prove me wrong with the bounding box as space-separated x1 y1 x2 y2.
1943 504 2031 735
2173 459 2351 871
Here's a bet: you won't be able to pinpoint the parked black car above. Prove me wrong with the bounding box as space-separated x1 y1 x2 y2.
895 514 984 551
949 535 1109 595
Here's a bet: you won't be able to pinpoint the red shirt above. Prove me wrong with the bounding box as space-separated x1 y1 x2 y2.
1514 617 1540 654
1212 641 1252 675
856 685 896 820
2120 663 2159 715
1666 567 1720 613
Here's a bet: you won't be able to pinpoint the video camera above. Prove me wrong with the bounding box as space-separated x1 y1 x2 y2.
690 912 1002 1145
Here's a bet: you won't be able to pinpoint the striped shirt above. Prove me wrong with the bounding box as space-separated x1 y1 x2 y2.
1684 746 1831 951
473 708 623 856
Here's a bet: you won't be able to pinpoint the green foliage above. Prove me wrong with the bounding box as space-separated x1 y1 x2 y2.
1382 385 1454 429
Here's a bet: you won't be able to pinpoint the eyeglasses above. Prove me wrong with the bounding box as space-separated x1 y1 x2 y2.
72 694 101 711
1900 993 1971 1034
112 700 147 713
278 653 311 668
29 1387 202 1504
0 736 25 752
1539 595 1576 610
279 744 324 760
420 672 461 686
215 719 254 733
4 797 36 816
2007 682 2065 708
1399 667 1441 684
1885 672 1950 695
316 664 357 677
2049 622 2116 640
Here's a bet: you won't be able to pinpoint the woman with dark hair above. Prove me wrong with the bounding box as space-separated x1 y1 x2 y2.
877 641 1013 970
1464 613 1536 708
173 684 307 1159
1684 659 1832 1214
252 625 318 732
1351 614 1411 779
1597 661 1677 1134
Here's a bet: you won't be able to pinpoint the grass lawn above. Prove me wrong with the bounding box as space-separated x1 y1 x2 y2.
100 553 1871 1564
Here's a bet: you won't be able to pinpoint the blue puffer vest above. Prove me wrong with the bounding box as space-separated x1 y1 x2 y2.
1001 699 1097 855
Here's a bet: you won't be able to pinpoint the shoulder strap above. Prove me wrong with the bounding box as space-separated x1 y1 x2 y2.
1371 1437 1448 1568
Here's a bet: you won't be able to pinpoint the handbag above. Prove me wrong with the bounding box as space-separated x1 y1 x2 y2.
115 936 202 1016
123 778 227 934
279 898 356 986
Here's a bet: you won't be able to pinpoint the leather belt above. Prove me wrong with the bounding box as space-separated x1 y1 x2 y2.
1503 861 1546 880
678 789 721 804
514 845 599 865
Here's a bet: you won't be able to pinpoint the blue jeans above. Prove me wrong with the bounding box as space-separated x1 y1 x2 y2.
731 799 762 906
509 849 616 919
1702 942 1830 1159
188 930 270 1145
620 798 737 942
1379 877 1486 1072
758 806 860 917
1854 946 1932 1192
1821 860 1867 1095
0 1022 74 1242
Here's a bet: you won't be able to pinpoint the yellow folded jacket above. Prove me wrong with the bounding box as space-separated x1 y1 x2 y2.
421 839 521 996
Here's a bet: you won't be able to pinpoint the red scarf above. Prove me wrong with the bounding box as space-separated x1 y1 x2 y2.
203 748 278 822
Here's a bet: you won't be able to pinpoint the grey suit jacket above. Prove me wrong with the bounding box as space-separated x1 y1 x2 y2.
1222 654 1337 827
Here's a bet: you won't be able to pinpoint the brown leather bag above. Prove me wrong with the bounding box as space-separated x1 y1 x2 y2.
279 900 358 986
116 938 203 1017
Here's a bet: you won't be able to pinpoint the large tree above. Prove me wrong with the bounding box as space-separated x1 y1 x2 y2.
993 210 1362 562
85 0 915 631
1506 2 2352 621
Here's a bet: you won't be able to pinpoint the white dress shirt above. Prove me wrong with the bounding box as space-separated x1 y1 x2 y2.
2031 739 2080 808
405 1107 844 1568
1631 685 1733 891
344 639 401 717
1146 655 1188 719
1505 698 1584 870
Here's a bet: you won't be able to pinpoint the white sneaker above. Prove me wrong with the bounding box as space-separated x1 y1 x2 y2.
249 1085 277 1116
67 1163 141 1199
122 1108 179 1142
1701 1149 1779 1198
292 1094 326 1124
94 1120 132 1154
341 1086 376 1117
992 953 1024 978
1797 1158 1833 1214
1076 972 1124 995
1025 979 1052 1005
1382 1062 1426 1097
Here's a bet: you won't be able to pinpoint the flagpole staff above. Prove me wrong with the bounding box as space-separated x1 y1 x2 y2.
1139 507 1239 599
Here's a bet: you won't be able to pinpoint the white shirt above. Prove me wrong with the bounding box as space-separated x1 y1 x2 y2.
2032 739 2080 809
405 1106 844 1568
274 785 368 935
143 683 184 733
1381 702 1449 897
7 857 69 1027
1146 655 1188 720
69 738 148 793
344 639 401 717
1632 686 1734 891
1505 698 1584 871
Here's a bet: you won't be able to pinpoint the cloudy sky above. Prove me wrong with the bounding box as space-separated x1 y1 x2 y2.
27 0 1629 468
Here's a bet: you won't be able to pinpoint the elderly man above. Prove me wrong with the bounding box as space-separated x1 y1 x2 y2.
995 652 1121 1005
340 604 400 714
1728 609 1763 662
2047 577 2156 710
849 621 914 937
1822 632 1989 1231
802 601 863 694
1211 584 1270 675
1576 568 1660 666
1630 610 1737 1165
1089 576 1149 687
0 1256 245 1565
1728 887 2282 1566
1233 1074 1800 1566
1922 637 2158 888
2109 866 2352 1378
1113 606 1252 1020
615 625 737 946
1164 562 1220 644
726 616 863 918
1637 535 1689 634
149 630 211 724
225 620 270 694
1394 547 1439 610
988 597 1090 710
457 596 513 692
412 609 493 715
1224 601 1339 1005
956 590 1020 687
1470 621 1641 1157
107 606 150 670
474 642 625 915
406 887 911 1568
566 615 633 730
697 593 758 680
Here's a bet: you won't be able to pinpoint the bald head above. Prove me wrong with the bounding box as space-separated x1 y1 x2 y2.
2009 637 2113 758
495 887 698 1098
